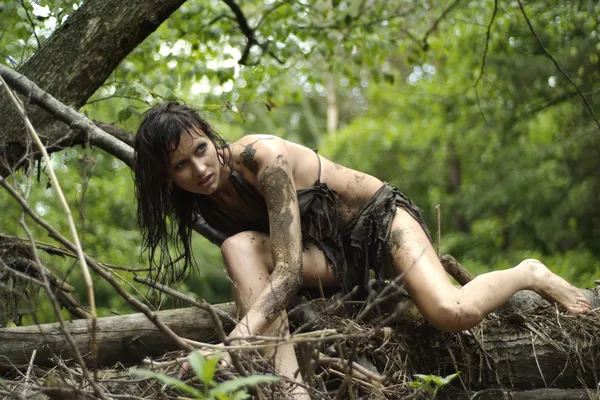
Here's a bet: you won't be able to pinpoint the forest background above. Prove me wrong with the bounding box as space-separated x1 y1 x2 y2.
0 0 599 326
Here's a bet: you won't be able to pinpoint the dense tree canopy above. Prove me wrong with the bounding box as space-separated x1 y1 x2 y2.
0 0 599 326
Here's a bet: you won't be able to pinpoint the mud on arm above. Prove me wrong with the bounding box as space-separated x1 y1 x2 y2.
228 145 303 339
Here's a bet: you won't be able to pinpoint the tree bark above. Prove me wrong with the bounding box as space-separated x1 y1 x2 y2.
443 388 598 400
0 0 185 173
326 72 338 135
0 304 236 372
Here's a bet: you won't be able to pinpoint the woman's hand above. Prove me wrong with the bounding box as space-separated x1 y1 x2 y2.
178 343 232 377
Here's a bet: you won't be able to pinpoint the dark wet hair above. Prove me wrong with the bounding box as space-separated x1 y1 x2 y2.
134 101 228 282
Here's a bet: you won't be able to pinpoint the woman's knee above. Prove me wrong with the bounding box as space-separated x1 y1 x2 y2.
424 297 483 333
221 231 268 260
221 231 271 276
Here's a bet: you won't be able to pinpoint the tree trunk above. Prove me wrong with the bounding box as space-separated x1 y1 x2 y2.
0 0 185 173
0 304 236 372
443 388 598 399
326 72 338 135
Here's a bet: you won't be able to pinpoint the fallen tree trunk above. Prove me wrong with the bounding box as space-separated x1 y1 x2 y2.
445 388 598 399
0 303 236 372
1 288 599 391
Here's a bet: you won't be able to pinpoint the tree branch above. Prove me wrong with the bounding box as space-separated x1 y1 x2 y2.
95 121 135 147
19 0 41 48
516 0 600 132
221 0 256 65
422 0 463 50
0 65 134 167
473 0 498 123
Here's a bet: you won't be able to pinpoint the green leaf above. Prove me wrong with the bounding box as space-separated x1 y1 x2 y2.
231 391 251 400
16 6 27 20
209 375 279 396
129 368 203 397
117 107 132 122
441 371 461 385
152 84 171 99
189 351 219 386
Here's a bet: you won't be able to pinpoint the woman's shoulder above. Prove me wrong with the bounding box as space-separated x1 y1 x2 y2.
230 134 304 164
231 134 282 148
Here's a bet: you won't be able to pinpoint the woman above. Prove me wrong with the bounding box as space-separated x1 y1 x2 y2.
134 102 590 397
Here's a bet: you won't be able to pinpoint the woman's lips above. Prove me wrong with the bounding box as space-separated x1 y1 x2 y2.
198 174 212 186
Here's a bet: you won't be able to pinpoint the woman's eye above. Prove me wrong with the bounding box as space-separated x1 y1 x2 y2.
174 161 185 170
197 143 206 153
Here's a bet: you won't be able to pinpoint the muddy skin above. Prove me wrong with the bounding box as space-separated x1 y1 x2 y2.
353 173 366 184
240 144 259 174
389 228 407 251
257 165 303 320
337 174 369 226
239 138 275 174
275 153 288 166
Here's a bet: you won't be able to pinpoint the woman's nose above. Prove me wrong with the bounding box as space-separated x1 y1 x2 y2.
191 159 206 175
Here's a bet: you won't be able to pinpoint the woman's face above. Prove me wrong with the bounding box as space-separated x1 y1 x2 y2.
168 130 221 195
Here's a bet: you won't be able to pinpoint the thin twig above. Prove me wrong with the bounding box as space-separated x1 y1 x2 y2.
221 0 256 65
422 0 463 50
473 0 497 123
133 277 236 323
516 0 600 131
317 353 383 383
19 1 41 48
435 204 441 257
20 349 36 397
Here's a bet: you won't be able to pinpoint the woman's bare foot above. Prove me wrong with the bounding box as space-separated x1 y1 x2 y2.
519 259 591 314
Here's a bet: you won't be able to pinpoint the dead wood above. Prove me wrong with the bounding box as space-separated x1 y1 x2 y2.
0 304 236 372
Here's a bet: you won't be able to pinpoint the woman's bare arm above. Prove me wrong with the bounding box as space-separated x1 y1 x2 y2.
227 138 303 339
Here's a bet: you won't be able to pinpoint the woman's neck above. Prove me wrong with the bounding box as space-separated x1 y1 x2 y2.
211 149 236 203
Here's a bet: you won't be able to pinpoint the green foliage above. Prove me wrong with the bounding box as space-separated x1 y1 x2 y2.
130 352 279 399
410 372 461 399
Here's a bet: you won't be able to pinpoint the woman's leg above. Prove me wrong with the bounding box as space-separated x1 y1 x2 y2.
388 208 591 332
221 231 337 397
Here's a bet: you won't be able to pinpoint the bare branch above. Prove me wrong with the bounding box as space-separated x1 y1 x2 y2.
473 0 498 123
0 65 134 167
254 0 292 30
221 0 256 65
95 121 135 147
441 254 473 286
516 0 600 131
19 0 41 48
422 0 463 50
134 277 236 324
